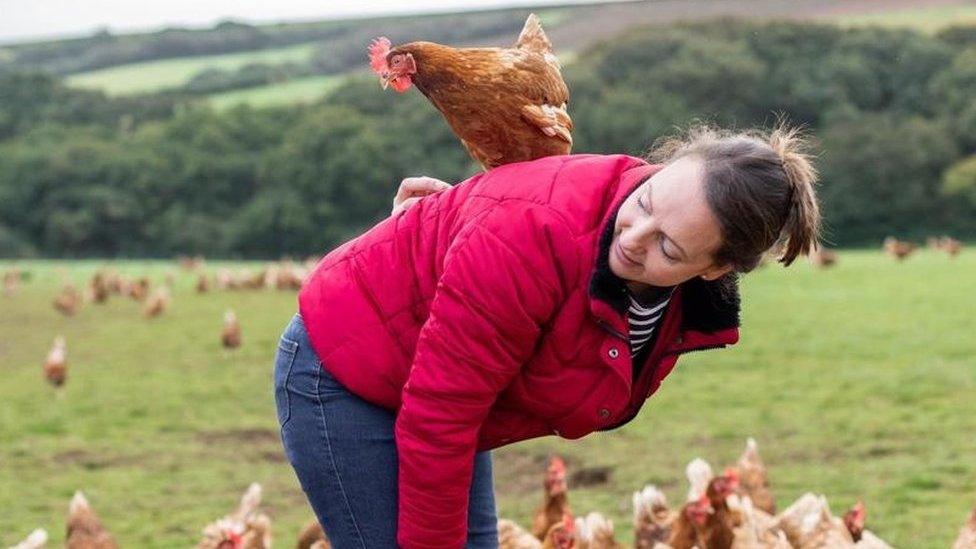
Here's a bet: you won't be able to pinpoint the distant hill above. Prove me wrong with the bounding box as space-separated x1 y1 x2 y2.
2 0 975 109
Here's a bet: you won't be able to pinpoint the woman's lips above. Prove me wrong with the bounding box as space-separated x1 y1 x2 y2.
615 241 641 267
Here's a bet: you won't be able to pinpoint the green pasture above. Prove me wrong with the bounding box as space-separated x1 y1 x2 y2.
832 5 976 33
65 43 319 95
207 73 351 110
0 250 974 547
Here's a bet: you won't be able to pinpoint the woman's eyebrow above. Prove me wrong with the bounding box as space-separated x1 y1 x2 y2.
648 183 688 259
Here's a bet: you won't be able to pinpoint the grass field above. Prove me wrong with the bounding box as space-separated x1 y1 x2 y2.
1 250 974 547
207 73 352 110
66 43 319 95
833 5 976 33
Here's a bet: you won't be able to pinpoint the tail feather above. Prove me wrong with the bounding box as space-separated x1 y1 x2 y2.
69 491 90 516
236 482 262 520
514 13 552 54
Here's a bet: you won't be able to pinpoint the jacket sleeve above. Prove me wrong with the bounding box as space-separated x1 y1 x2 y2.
394 201 579 548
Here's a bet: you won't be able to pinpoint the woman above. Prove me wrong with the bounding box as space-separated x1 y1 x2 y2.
274 123 820 548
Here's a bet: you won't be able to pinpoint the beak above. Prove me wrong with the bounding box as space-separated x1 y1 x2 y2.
380 72 393 90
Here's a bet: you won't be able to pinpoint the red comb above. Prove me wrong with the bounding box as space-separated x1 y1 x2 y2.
549 455 566 472
688 494 714 525
221 530 243 549
724 467 740 483
368 36 391 74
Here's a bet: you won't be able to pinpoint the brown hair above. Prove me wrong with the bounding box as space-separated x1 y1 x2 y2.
646 119 821 273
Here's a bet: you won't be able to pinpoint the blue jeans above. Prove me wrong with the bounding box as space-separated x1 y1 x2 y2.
273 313 499 548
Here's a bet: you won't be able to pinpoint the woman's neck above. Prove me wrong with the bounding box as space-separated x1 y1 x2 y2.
625 280 674 302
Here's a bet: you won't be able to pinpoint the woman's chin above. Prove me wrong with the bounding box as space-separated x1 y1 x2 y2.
611 259 646 285
612 262 675 289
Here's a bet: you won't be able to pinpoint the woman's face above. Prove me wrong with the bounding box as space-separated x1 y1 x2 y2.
610 155 732 290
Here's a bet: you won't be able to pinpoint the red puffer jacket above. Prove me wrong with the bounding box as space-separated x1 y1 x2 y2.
298 153 740 548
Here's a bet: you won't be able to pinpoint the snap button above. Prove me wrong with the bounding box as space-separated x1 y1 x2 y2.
501 437 511 443
675 335 684 344
608 347 619 359
598 408 610 419
552 429 561 436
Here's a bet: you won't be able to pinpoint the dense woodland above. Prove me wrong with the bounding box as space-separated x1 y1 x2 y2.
1 19 975 257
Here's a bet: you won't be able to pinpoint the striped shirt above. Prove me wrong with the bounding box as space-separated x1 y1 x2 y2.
627 288 673 359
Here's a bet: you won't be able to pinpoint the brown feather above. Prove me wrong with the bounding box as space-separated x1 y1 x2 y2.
386 13 572 170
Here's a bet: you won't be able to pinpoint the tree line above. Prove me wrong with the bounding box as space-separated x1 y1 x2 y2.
1 19 975 258
0 9 541 96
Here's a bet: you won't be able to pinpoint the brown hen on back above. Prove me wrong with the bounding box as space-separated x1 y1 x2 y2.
369 13 572 170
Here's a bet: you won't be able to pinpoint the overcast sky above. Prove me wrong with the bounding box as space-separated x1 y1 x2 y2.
0 0 621 44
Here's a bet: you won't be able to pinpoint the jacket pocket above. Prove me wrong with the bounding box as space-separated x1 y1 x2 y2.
273 337 299 429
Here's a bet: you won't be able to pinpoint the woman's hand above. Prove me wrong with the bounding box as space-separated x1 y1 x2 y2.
392 176 452 216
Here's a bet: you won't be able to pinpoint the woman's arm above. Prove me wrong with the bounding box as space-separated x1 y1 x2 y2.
394 200 580 549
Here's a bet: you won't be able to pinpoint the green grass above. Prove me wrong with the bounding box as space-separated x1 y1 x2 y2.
207 73 351 110
65 43 319 95
0 250 974 547
832 5 976 33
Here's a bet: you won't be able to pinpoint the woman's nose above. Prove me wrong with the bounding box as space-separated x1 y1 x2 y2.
621 220 656 251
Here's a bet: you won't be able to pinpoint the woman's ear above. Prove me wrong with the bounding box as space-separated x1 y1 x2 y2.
699 263 733 281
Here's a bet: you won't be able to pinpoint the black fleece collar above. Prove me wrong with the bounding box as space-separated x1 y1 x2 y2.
587 198 741 334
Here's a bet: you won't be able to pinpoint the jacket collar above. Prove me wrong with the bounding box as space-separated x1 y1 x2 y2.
586 163 741 339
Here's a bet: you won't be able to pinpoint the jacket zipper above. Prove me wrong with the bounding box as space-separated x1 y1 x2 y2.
595 316 642 431
593 327 727 431
596 318 628 340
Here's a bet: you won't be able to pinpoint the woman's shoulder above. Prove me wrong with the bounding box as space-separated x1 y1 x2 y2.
459 153 650 226
486 152 646 185
464 153 643 194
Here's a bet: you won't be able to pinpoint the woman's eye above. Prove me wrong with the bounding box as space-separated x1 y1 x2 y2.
661 242 677 262
638 194 650 213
